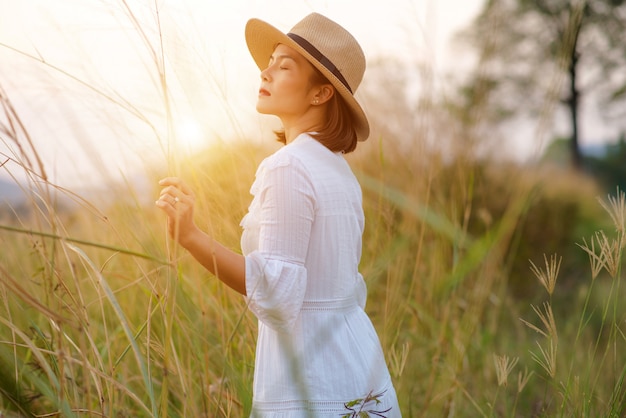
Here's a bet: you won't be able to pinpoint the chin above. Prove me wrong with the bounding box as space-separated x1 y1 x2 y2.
255 104 273 115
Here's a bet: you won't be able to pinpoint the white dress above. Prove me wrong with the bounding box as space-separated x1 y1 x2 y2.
240 133 401 417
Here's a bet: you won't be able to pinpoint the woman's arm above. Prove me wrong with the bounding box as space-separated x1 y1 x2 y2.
156 177 246 295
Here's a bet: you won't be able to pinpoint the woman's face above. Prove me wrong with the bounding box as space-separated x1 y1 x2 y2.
256 44 317 119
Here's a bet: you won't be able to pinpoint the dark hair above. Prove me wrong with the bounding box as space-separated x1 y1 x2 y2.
274 66 358 153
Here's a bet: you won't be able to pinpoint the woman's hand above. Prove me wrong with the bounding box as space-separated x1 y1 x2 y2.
155 177 198 247
155 176 246 295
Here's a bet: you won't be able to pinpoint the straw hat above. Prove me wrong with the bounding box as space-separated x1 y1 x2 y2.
245 13 370 142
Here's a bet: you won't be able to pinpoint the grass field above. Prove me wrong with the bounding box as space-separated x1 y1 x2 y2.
1 3 625 416
1 128 624 416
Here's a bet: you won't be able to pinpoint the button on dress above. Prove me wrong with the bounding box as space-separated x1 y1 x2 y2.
240 133 401 417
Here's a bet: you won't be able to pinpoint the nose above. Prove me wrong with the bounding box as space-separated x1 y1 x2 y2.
260 66 271 82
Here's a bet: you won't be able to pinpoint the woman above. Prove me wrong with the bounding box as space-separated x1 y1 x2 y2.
156 13 401 417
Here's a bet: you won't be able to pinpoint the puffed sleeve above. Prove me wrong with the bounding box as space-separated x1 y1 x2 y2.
244 153 315 333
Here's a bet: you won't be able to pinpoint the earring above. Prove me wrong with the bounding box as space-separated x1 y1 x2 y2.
313 98 319 105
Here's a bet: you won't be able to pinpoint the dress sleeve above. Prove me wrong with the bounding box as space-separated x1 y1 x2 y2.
244 153 315 333
355 272 367 309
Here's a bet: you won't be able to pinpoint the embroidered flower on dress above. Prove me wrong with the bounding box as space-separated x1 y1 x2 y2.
341 390 392 418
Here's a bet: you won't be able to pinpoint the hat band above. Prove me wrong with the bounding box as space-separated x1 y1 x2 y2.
287 33 353 94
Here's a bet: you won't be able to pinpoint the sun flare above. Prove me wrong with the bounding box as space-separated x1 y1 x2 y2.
174 118 205 151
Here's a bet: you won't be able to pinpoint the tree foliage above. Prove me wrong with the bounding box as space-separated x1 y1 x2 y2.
457 0 626 169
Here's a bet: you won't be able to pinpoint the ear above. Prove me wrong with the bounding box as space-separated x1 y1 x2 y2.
312 84 335 105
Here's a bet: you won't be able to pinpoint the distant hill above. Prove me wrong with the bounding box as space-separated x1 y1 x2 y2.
0 178 76 221
542 138 615 165
0 178 26 204
542 137 626 191
581 143 609 158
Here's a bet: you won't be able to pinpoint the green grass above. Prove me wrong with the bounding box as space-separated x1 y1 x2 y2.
1 135 624 416
1 3 626 416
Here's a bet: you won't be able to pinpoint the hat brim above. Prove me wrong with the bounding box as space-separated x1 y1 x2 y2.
245 18 370 142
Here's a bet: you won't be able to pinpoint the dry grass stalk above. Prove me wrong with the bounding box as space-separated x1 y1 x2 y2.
517 367 533 393
578 231 625 279
598 188 625 237
521 302 557 341
596 231 620 278
389 342 410 379
493 354 519 387
532 337 558 379
577 189 624 280
521 302 558 378
578 236 604 280
529 253 561 296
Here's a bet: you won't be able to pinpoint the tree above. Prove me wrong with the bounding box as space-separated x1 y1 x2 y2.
457 0 626 170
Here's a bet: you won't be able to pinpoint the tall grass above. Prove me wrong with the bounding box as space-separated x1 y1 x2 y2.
3 91 626 417
1 2 626 417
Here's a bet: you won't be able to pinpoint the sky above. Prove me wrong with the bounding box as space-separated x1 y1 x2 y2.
0 0 490 189
2 0 617 191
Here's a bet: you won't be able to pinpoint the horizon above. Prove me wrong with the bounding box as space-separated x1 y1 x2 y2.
0 0 622 191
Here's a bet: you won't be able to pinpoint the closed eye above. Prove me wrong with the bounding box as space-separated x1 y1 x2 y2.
269 53 296 70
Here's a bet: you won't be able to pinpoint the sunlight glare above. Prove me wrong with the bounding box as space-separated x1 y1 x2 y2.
175 118 205 151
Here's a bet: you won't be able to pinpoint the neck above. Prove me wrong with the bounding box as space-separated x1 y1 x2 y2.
281 107 325 144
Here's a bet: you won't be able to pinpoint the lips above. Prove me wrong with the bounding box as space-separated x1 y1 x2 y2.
258 88 270 97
